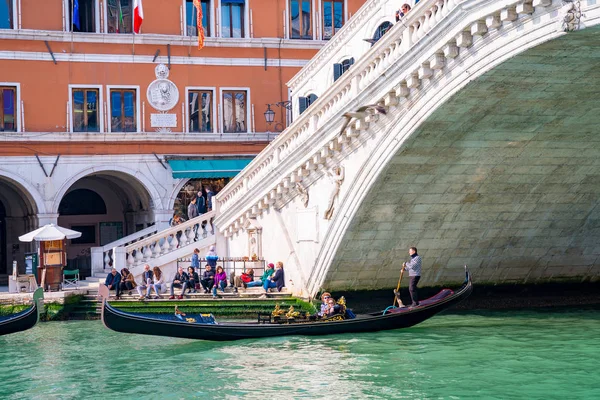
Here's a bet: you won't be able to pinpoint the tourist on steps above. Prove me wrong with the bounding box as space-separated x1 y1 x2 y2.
148 266 165 299
188 197 199 240
262 262 285 295
395 3 411 21
119 268 137 295
200 265 215 293
246 263 274 288
395 247 422 307
169 267 189 299
105 267 122 299
232 268 254 291
187 266 199 293
137 264 154 300
206 246 218 272
212 266 227 298
191 248 200 270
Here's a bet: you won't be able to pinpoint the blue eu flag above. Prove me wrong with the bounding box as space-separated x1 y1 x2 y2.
73 0 81 30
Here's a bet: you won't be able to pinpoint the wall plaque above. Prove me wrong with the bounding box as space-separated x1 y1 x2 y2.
151 114 177 128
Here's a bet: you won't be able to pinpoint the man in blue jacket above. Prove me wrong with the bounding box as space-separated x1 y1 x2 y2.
105 267 122 299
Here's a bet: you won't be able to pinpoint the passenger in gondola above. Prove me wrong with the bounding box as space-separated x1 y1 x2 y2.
119 268 137 295
187 266 199 293
200 265 215 293
105 268 122 299
325 297 343 316
318 292 332 317
212 266 227 298
169 267 189 299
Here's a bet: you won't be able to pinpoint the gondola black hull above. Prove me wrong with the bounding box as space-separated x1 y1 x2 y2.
101 269 472 341
0 288 43 336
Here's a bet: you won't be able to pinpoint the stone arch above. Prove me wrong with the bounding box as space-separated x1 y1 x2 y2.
166 178 191 212
51 166 163 214
0 169 46 215
311 24 600 293
0 171 45 276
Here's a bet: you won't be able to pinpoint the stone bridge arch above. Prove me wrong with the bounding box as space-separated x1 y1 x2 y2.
315 26 600 293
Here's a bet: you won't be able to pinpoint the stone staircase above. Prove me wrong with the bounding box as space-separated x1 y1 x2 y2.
82 212 217 289
67 285 298 320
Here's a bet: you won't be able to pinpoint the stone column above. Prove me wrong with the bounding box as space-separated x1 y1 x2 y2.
36 213 59 226
153 209 173 231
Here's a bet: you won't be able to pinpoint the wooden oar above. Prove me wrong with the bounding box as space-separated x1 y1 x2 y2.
393 267 405 307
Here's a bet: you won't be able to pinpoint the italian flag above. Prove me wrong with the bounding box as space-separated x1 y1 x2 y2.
133 0 144 34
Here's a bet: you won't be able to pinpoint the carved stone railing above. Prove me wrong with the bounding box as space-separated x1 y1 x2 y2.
216 0 463 222
122 211 216 268
90 225 158 273
215 0 569 236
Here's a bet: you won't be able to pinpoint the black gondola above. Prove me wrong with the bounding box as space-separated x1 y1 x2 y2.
99 268 472 341
0 287 44 336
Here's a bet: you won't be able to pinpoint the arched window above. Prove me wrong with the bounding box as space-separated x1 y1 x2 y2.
59 189 107 215
299 93 318 115
368 21 393 46
333 58 355 81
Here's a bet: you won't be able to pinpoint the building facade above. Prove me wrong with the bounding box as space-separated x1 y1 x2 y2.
0 0 366 281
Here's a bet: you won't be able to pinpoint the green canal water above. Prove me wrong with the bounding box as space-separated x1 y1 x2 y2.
1 309 599 399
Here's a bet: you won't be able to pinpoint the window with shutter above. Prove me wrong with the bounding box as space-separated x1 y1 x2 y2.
333 63 342 82
298 96 308 115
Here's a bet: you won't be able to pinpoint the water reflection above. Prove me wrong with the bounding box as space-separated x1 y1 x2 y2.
1 309 599 399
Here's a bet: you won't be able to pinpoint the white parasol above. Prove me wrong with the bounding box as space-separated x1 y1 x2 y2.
19 224 82 242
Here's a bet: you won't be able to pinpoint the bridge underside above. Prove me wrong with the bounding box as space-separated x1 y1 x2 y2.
325 28 600 291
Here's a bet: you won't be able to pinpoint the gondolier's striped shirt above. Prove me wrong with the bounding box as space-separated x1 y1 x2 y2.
405 255 422 277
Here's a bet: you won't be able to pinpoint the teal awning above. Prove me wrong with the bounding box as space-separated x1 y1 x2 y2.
167 158 254 179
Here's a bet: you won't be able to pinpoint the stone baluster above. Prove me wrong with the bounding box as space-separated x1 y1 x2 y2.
187 226 196 243
170 234 179 251
435 0 445 23
423 9 433 33
143 245 153 261
104 252 111 269
126 251 134 267
152 242 161 258
134 248 144 266
161 236 170 254
416 15 427 40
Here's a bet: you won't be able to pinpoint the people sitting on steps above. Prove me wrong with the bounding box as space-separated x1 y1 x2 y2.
261 261 285 298
169 266 189 299
137 264 153 300
246 263 274 288
212 266 227 299
105 267 122 299
200 265 215 293
119 267 136 295
206 246 218 273
230 268 254 292
187 266 199 293
147 266 165 300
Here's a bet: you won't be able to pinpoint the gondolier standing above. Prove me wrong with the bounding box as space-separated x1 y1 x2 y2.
402 247 421 307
